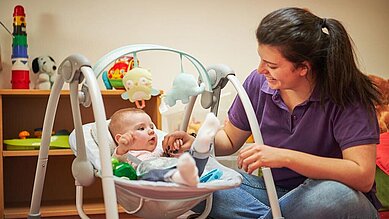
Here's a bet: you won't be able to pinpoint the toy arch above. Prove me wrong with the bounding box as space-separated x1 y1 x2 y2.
93 44 215 109
93 44 213 92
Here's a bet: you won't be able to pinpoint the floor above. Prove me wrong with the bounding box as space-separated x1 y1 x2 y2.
42 211 196 218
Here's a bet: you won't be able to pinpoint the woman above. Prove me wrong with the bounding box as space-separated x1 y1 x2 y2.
163 7 382 218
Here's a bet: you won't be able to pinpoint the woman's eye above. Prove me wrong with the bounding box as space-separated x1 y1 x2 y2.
268 65 277 69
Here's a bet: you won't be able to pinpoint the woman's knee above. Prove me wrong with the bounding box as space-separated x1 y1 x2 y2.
312 180 362 205
280 180 378 218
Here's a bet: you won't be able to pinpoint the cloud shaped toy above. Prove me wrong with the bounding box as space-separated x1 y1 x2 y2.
164 72 205 107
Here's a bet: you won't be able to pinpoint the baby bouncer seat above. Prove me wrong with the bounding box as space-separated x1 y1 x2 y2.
28 44 283 219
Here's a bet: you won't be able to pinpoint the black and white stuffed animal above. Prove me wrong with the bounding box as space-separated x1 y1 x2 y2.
32 56 57 89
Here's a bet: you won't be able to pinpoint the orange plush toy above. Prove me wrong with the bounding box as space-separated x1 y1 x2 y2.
369 75 389 133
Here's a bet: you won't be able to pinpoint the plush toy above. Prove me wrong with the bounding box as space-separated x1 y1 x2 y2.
32 56 57 89
103 56 137 90
378 106 389 133
121 67 160 109
369 75 389 133
163 72 205 107
187 118 202 135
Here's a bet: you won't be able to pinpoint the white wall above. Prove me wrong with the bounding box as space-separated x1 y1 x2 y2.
1 0 388 93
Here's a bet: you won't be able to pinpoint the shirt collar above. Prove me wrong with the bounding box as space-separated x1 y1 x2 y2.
261 79 275 95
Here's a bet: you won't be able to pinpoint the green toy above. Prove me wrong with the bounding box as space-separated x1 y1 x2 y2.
3 135 70 150
111 157 137 180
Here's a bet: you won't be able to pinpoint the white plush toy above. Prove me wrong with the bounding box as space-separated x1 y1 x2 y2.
164 72 205 107
32 56 57 90
121 67 160 109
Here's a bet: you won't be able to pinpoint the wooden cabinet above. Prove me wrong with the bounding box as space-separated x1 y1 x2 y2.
0 89 160 218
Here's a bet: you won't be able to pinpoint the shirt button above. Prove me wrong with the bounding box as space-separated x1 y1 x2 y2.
292 115 297 120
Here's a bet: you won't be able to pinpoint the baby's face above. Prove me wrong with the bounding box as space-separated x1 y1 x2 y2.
124 112 158 152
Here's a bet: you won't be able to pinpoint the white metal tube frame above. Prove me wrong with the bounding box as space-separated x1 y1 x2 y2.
28 54 119 219
227 74 283 219
181 65 283 218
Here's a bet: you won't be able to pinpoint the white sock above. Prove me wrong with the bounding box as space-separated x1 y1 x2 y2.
192 113 220 153
171 153 199 186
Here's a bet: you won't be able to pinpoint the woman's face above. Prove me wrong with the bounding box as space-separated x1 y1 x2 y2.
257 44 308 91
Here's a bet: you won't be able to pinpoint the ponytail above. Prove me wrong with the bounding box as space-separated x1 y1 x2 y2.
323 18 382 109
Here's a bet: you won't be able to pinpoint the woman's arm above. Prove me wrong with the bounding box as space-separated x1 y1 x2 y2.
238 143 376 192
162 119 252 157
214 119 252 156
287 144 376 192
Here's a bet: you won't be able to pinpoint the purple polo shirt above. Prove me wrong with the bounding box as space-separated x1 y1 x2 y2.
228 70 381 208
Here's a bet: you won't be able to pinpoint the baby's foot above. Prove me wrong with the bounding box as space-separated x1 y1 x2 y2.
192 113 220 153
171 153 199 186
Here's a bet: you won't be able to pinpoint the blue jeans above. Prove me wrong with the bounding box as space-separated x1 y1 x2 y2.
193 171 379 219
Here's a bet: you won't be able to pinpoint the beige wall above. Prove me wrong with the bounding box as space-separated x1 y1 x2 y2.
0 0 388 92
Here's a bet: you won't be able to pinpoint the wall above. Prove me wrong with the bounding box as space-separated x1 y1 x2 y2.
0 0 388 95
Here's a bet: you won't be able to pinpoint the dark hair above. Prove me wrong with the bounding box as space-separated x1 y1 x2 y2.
256 7 382 109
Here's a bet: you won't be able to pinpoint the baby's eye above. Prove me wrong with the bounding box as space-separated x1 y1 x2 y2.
137 127 145 131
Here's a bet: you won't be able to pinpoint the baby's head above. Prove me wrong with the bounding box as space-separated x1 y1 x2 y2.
109 108 158 152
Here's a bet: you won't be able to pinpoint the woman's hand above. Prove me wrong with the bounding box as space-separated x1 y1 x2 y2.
162 131 195 157
237 144 286 174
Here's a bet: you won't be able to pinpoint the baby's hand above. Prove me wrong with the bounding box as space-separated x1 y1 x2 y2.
116 133 134 155
166 139 183 156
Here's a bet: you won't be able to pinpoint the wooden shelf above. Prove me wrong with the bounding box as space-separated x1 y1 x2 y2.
0 89 125 96
3 149 74 157
0 89 160 218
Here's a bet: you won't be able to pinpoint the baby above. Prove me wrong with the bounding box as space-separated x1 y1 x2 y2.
109 108 220 186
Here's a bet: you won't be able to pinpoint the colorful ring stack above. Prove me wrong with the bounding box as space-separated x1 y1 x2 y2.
11 5 30 89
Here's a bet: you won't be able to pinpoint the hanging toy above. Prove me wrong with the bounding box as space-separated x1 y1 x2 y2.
102 55 136 90
121 55 159 108
164 72 205 107
163 54 205 107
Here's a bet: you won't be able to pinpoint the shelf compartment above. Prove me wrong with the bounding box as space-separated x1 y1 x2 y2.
4 199 137 218
0 89 160 218
3 149 74 157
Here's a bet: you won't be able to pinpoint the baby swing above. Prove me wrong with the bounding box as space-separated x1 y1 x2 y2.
28 44 283 219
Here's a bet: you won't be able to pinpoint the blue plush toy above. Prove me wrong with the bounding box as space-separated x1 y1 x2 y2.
164 72 205 107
